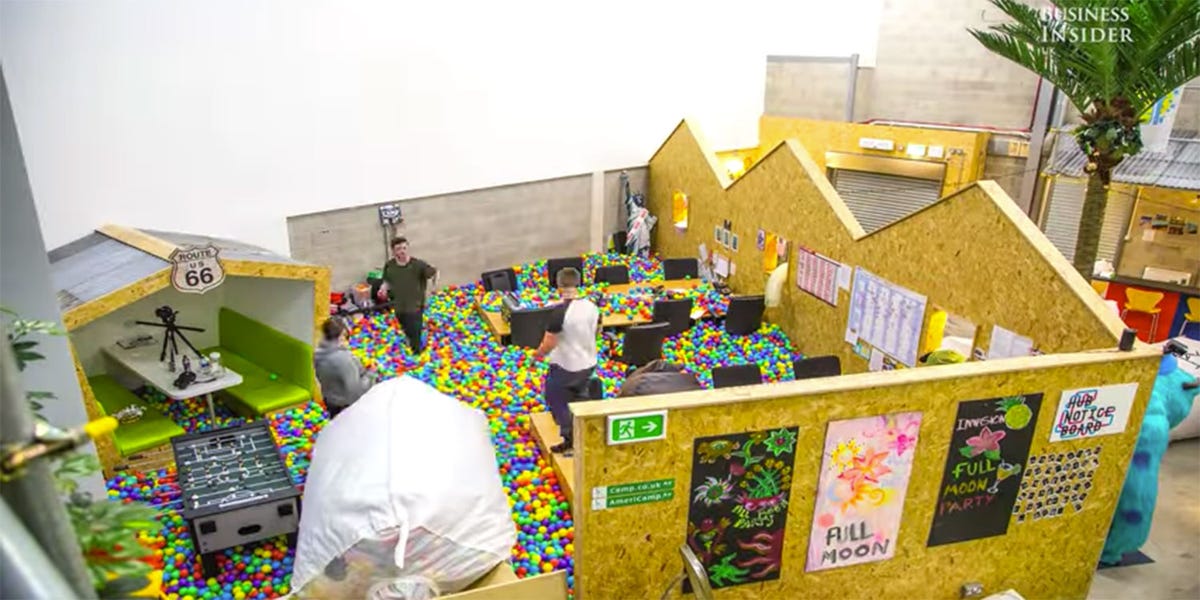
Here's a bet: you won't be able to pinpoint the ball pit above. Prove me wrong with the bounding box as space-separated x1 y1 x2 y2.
104 253 798 600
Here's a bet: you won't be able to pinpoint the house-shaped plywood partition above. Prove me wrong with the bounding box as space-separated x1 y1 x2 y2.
565 121 1161 600
49 225 330 473
645 120 1127 368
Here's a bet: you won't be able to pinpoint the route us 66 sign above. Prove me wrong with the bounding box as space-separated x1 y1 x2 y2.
169 244 226 294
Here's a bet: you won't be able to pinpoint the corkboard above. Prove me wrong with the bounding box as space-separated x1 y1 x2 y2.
645 120 1127 376
570 347 1160 599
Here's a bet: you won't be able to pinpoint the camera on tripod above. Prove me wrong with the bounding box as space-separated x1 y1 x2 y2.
136 305 206 389
155 305 179 324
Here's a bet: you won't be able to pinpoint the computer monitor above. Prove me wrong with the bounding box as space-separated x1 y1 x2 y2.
509 306 554 349
663 258 699 280
793 355 842 380
481 268 517 292
724 295 765 336
546 257 585 287
711 364 763 389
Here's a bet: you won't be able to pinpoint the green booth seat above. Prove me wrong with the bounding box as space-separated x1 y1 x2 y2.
202 307 315 417
87 375 185 456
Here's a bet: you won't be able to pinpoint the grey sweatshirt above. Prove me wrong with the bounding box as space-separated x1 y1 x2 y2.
313 340 372 408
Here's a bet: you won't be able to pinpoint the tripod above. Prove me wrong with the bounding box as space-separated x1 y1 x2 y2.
136 305 204 370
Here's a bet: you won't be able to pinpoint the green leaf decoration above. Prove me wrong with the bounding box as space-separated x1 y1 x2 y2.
959 446 974 458
984 449 1001 461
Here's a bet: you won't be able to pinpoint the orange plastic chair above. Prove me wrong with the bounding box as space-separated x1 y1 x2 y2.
1121 289 1164 342
1178 297 1200 337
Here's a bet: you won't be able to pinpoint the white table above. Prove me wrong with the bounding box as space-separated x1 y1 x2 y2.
103 338 243 424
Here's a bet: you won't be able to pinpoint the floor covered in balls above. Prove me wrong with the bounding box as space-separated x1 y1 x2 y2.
106 254 814 600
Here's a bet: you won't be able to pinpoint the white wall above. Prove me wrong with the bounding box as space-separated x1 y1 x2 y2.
0 0 881 255
72 287 225 377
221 276 314 345
71 275 314 376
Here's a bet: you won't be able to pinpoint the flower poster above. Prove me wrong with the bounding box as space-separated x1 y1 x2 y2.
684 427 799 590
927 393 1043 546
805 412 922 572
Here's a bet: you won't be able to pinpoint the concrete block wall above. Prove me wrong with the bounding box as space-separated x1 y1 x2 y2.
287 167 646 291
869 0 1044 129
982 154 1027 205
764 0 1047 130
764 57 874 122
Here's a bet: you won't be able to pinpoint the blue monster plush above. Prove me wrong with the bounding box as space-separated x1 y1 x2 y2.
1100 351 1200 565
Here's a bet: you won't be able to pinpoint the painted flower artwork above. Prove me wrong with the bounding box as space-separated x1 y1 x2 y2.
806 412 923 572
961 426 1006 461
684 427 800 590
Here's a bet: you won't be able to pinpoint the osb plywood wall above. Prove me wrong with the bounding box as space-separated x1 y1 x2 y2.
757 115 990 197
572 349 1160 599
646 121 1124 375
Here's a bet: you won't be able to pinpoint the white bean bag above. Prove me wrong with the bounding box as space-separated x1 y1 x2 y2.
291 376 516 597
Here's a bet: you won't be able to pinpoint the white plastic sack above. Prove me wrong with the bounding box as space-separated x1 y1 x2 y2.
291 376 516 597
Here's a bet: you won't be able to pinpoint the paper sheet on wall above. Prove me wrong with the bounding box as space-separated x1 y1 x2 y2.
988 325 1033 359
714 253 730 278
837 264 852 291
844 268 928 368
868 348 885 372
699 243 708 261
795 247 840 306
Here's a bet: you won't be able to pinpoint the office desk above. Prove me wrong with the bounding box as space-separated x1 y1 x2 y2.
475 302 651 339
475 279 707 341
605 279 701 295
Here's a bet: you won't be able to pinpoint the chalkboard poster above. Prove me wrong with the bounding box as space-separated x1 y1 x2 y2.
928 393 1043 546
683 427 800 590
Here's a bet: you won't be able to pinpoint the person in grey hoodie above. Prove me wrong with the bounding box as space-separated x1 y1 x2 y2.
314 318 374 419
619 360 703 397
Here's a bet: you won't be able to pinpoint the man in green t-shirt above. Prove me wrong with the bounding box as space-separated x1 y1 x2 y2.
376 237 437 354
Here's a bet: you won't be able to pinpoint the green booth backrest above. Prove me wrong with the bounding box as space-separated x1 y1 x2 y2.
217 307 315 394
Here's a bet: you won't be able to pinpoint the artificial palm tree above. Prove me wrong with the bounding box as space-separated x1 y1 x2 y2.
970 0 1200 276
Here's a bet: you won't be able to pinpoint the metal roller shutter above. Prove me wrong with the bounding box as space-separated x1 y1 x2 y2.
1098 189 1134 262
1040 177 1133 263
831 169 943 233
1041 178 1084 261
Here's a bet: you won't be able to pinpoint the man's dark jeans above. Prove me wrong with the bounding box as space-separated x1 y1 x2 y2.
544 363 594 444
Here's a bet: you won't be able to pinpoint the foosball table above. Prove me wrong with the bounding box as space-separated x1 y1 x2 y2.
172 421 301 576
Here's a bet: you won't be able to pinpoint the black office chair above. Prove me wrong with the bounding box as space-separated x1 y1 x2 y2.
586 377 604 400
481 268 517 292
711 364 763 389
546 257 585 286
509 306 554 349
652 297 694 337
616 322 670 369
724 295 765 336
594 265 631 285
793 355 842 380
662 258 699 280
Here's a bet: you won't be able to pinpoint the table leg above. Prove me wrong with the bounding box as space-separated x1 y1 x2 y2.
205 392 216 427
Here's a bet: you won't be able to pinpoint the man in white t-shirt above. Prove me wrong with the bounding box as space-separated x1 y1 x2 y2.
534 267 600 457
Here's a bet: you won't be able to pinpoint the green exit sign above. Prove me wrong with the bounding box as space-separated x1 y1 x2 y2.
606 410 667 445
